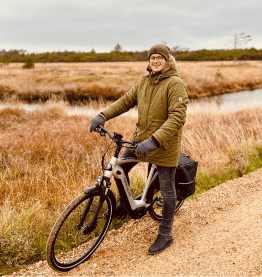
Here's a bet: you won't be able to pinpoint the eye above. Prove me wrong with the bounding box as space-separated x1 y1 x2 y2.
150 56 163 61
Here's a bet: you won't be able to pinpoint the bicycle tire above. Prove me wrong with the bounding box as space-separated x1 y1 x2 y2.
147 181 184 222
46 190 114 272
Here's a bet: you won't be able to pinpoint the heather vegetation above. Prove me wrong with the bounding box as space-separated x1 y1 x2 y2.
0 61 261 103
0 103 261 274
1 48 262 63
0 45 262 274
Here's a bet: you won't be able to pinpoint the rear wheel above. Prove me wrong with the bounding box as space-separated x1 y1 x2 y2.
146 173 184 222
46 190 113 272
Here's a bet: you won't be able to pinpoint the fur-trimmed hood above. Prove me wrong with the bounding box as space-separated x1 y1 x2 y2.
147 54 177 73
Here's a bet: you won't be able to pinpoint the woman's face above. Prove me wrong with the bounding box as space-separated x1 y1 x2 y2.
149 54 166 73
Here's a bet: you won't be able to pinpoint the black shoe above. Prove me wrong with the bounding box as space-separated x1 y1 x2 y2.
148 234 173 255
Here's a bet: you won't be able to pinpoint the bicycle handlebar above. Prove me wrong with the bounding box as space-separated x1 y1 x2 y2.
95 125 137 148
95 125 113 139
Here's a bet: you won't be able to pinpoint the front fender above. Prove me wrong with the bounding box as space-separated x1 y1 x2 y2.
83 185 101 194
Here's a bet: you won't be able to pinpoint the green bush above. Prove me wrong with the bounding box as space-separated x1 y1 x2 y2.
1 56 10 66
22 57 35 69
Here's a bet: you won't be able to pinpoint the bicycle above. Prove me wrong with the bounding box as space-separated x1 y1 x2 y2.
46 126 184 272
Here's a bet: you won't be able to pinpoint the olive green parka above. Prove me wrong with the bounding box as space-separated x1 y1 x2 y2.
102 58 189 167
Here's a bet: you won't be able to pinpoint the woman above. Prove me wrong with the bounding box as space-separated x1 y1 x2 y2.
90 44 189 254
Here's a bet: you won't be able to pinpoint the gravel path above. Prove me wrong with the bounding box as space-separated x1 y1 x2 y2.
9 168 262 276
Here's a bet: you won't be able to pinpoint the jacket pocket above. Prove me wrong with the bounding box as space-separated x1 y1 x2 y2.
137 119 166 143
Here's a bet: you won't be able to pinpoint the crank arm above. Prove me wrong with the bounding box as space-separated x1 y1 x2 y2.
145 197 159 212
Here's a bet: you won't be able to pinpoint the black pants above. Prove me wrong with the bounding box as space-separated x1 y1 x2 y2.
118 149 177 235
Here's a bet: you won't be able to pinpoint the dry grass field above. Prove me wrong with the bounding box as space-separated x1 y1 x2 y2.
0 61 261 102
0 101 261 274
0 60 262 274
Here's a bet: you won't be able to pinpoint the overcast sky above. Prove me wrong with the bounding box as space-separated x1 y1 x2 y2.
1 0 261 53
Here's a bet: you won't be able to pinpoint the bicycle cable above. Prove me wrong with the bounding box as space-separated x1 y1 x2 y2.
101 135 117 173
98 127 137 174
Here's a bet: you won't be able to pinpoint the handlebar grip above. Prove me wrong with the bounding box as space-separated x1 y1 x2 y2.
95 125 104 135
96 125 114 139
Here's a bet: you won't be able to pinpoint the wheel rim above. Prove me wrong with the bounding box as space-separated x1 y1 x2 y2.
151 189 163 219
52 193 112 268
151 189 184 220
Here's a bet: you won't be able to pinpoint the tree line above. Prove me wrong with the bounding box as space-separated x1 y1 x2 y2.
0 47 262 64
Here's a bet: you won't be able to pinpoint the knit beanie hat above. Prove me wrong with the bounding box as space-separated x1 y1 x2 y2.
148 44 170 61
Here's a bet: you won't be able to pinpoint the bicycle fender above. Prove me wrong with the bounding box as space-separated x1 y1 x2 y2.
83 185 101 194
105 189 116 217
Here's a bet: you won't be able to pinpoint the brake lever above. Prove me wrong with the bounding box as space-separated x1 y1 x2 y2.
95 126 106 137
129 140 138 150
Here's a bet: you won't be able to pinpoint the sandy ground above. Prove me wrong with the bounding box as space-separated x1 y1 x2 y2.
9 168 262 276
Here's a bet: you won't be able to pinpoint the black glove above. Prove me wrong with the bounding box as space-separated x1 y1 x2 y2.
89 114 105 133
135 137 157 156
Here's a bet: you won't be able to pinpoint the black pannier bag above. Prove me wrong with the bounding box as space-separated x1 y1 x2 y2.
175 152 198 200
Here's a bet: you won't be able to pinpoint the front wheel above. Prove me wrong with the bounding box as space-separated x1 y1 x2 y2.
46 190 114 272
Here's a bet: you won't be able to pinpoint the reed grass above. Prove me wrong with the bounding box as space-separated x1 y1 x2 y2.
0 61 261 103
0 102 261 274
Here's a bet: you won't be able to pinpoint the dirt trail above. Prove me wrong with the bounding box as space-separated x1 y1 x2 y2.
10 169 262 276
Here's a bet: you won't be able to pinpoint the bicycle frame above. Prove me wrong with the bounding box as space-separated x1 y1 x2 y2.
104 156 156 210
84 126 159 219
